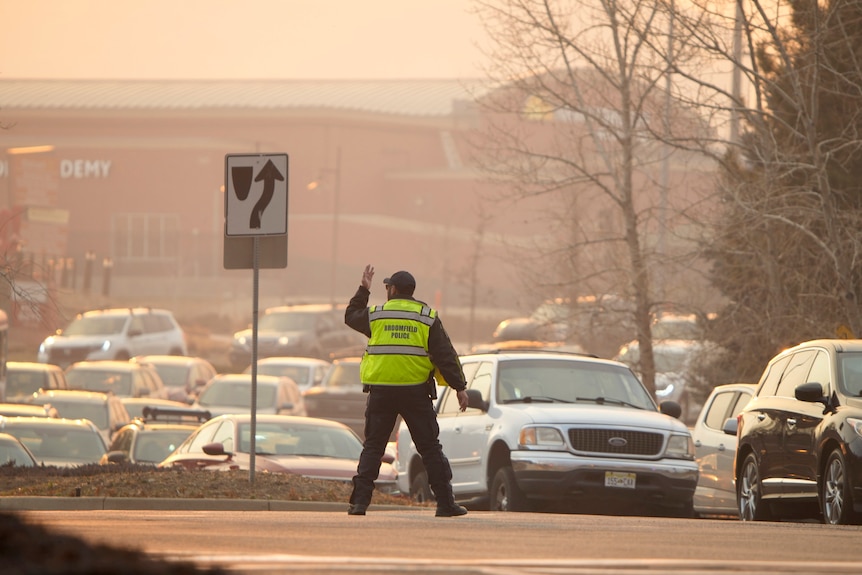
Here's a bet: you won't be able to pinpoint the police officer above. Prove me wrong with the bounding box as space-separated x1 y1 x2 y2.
345 264 469 517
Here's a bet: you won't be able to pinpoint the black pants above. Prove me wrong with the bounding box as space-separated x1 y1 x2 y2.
349 383 453 506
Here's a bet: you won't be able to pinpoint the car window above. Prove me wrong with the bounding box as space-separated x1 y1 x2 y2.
807 351 832 393
468 362 493 406
129 316 146 335
211 420 235 452
64 315 127 336
730 389 753 416
185 421 220 453
704 390 736 430
775 350 816 398
757 354 792 397
838 352 862 397
110 428 134 452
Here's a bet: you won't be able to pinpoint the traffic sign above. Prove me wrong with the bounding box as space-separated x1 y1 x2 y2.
225 154 288 236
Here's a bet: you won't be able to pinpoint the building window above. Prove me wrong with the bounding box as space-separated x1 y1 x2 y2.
112 213 179 262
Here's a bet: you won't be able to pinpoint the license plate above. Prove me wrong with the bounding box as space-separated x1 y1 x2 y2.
604 471 636 489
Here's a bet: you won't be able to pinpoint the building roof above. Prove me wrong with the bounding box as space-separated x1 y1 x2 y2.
0 79 487 117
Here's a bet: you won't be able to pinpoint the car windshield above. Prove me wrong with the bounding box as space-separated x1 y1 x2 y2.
150 364 189 388
66 370 133 396
197 380 277 409
259 312 319 332
133 430 194 462
496 358 656 410
32 400 109 429
237 421 361 458
616 345 692 374
323 363 361 389
63 316 128 336
0 437 35 466
6 425 106 463
839 353 862 397
6 371 46 398
256 364 309 383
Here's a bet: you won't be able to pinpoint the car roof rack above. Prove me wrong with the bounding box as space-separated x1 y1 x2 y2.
141 406 211 423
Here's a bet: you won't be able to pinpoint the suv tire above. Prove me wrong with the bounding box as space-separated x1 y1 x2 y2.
822 449 858 525
490 465 530 512
738 452 771 521
410 470 434 503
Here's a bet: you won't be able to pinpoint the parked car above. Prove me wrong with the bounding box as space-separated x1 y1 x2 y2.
691 382 755 517
302 357 371 440
0 403 59 418
5 361 68 402
38 307 188 368
0 432 39 467
614 339 724 424
101 407 211 465
27 389 131 444
228 303 366 369
735 339 862 524
158 413 396 491
394 350 697 516
192 373 306 417
0 416 107 467
245 356 331 393
132 355 218 403
65 360 169 400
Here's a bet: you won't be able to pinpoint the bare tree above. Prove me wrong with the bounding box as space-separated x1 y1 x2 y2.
657 0 862 380
472 0 719 394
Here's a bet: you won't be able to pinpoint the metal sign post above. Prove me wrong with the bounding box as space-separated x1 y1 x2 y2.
224 153 289 485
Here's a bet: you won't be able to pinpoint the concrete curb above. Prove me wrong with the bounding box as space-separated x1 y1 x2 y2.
0 497 419 512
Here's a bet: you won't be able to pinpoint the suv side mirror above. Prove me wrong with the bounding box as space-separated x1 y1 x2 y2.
466 389 488 412
659 400 682 419
796 381 826 403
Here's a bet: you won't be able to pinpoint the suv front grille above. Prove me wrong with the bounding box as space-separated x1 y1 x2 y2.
568 428 663 456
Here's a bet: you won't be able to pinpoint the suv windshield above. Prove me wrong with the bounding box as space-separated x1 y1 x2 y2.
64 316 128 336
496 358 655 410
67 370 133 396
259 312 320 332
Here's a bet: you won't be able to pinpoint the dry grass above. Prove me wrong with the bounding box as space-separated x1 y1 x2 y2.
0 463 426 506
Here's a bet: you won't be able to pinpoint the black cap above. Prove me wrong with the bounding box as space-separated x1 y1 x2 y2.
383 270 416 293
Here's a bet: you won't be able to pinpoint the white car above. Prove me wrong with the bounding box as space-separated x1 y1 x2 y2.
245 356 331 393
395 350 697 517
691 382 755 517
38 307 188 368
192 373 306 417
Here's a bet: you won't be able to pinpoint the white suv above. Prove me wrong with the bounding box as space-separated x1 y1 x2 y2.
38 307 187 369
394 350 698 516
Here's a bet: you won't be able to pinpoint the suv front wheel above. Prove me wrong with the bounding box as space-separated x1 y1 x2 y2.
738 452 771 521
822 449 859 525
490 466 530 512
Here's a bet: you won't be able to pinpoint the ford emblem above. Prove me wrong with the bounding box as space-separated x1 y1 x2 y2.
608 437 628 447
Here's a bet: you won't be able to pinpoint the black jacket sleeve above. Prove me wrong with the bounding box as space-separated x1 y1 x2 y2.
428 317 467 392
344 285 372 338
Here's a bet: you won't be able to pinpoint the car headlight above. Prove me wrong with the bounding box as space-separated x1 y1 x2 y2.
101 340 112 352
664 433 695 460
519 426 567 450
847 418 862 438
236 336 248 348
278 336 290 346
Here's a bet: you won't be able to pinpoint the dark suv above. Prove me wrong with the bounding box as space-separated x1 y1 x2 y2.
228 304 365 369
735 339 862 524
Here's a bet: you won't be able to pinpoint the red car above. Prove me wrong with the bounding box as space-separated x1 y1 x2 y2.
158 414 396 492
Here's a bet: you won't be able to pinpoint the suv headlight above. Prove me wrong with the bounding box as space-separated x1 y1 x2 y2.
664 433 695 460
278 336 290 346
101 340 112 352
519 426 567 451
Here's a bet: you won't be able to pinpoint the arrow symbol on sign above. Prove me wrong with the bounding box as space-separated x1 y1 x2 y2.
250 159 285 229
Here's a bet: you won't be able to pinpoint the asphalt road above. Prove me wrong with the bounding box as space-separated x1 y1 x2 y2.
16 506 862 574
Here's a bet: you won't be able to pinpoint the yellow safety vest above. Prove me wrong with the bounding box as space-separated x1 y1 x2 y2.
360 299 436 385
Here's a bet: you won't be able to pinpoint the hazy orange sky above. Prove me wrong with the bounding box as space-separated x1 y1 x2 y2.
0 0 491 80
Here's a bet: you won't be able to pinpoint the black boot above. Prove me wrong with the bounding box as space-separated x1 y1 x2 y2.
432 483 468 517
